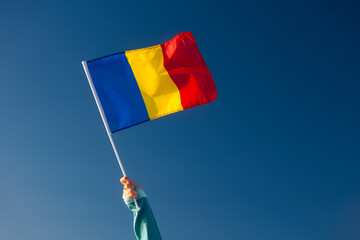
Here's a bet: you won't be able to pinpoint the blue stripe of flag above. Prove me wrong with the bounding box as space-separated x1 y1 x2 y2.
87 53 149 132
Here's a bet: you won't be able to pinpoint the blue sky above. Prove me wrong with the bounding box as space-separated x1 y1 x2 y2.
1 0 359 239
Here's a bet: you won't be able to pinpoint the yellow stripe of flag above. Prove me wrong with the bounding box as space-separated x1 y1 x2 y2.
125 46 183 120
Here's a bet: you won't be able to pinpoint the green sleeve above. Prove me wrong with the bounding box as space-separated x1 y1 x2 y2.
125 190 162 240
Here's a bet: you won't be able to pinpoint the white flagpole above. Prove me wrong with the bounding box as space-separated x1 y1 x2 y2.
82 61 139 210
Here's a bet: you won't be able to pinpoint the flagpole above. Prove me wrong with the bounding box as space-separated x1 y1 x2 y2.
82 61 139 210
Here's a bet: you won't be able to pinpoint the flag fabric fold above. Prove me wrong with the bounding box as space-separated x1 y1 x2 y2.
85 32 216 133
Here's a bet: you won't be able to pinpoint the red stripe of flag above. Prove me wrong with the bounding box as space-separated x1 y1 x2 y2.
161 32 217 110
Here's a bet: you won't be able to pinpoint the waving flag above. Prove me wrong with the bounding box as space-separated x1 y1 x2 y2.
83 32 216 133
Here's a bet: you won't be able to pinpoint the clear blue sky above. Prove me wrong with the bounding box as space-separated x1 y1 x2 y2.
1 0 359 239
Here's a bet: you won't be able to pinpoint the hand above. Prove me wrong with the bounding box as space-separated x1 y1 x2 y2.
120 176 142 199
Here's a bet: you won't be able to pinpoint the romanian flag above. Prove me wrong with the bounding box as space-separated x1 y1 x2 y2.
83 32 216 133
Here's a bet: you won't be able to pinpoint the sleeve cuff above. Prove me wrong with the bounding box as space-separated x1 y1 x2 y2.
122 187 147 205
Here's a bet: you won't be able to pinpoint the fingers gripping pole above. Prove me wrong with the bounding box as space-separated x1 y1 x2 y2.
82 61 139 210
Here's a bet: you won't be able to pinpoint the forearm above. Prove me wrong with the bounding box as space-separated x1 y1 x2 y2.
124 189 162 240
